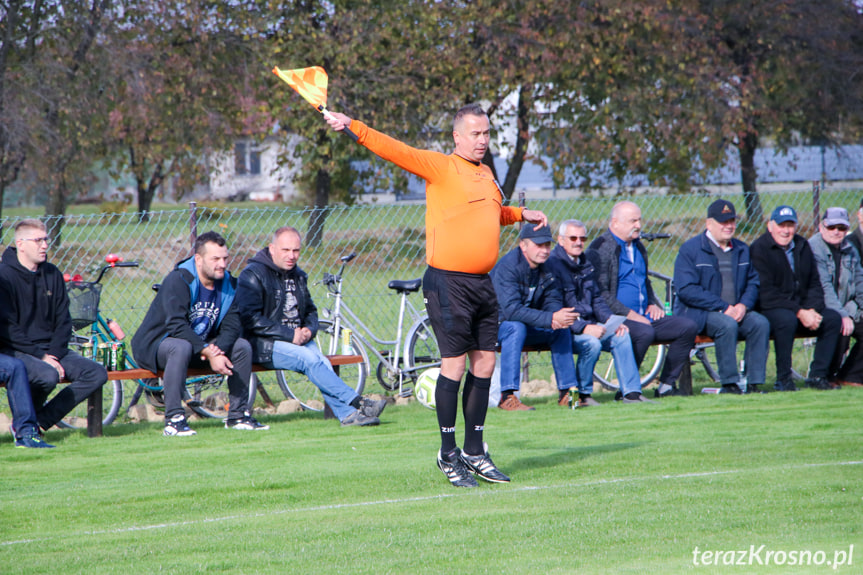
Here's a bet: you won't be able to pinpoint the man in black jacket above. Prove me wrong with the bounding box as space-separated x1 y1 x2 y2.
587 201 697 397
236 226 384 427
131 231 265 436
490 225 578 411
0 219 106 436
750 205 842 391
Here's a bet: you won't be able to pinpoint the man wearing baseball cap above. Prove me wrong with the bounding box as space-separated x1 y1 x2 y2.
808 207 863 387
846 198 863 259
673 200 770 393
750 205 842 391
490 225 579 411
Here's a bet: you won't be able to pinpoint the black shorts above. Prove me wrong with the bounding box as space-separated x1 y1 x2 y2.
423 266 499 358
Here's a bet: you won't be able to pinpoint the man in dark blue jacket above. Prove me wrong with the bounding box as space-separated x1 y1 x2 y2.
131 231 265 436
674 200 770 393
490 225 578 411
546 219 647 405
751 206 842 391
587 201 698 397
236 226 385 427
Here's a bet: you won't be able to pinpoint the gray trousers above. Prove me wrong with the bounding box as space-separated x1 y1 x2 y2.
156 337 252 420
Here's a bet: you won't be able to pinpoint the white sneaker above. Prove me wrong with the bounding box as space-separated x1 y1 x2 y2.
164 415 196 436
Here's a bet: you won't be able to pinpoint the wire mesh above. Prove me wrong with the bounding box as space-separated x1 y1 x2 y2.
0 184 858 365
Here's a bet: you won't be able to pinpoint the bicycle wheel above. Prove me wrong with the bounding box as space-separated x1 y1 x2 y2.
790 337 816 382
692 344 722 383
55 379 124 429
183 374 229 419
592 343 668 391
404 316 441 378
277 319 368 411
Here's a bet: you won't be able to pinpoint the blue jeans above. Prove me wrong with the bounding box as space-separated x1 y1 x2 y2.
572 330 641 395
703 311 770 385
265 340 359 422
0 353 38 437
498 321 577 393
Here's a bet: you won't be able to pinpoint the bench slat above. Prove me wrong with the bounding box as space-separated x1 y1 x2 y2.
105 355 364 381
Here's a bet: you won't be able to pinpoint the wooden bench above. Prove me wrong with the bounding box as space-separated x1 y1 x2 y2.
1 354 364 439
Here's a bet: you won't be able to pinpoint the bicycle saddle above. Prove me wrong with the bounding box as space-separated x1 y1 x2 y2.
387 279 422 293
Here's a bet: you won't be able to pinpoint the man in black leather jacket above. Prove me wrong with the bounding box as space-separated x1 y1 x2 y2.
236 226 385 426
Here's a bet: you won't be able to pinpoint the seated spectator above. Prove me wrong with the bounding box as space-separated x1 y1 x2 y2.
750 206 842 391
131 231 266 436
236 226 385 426
1 353 53 448
0 219 106 437
846 198 863 259
546 219 649 405
808 207 863 387
673 200 770 393
490 225 579 411
587 201 698 397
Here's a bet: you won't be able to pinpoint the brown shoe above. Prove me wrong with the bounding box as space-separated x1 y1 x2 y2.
558 394 571 407
498 394 535 411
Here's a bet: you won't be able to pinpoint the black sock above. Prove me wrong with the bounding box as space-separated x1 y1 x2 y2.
558 389 569 402
625 391 641 400
349 396 361 409
579 393 591 401
435 374 461 453
462 372 491 456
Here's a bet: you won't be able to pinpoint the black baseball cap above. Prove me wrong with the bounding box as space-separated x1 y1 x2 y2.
707 199 737 223
519 224 553 244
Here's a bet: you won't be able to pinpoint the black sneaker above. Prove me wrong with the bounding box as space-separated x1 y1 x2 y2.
14 430 55 449
719 384 743 394
654 385 684 398
359 396 387 418
805 377 833 391
460 442 511 483
225 415 270 431
164 414 196 436
774 380 798 392
437 448 478 488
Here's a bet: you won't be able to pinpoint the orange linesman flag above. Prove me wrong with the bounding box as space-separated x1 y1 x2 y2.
272 65 358 141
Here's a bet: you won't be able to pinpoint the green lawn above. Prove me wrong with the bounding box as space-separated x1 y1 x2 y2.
1 387 860 574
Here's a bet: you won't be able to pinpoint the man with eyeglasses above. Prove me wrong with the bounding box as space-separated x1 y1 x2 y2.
808 207 863 387
0 219 107 438
751 206 842 391
673 200 770 394
546 219 648 405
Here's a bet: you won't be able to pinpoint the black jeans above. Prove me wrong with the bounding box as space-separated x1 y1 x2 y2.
625 315 698 386
760 308 842 382
15 349 108 430
834 318 863 383
156 337 252 420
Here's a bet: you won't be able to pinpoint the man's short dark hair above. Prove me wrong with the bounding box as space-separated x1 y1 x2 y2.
453 103 487 131
273 226 301 243
194 231 226 255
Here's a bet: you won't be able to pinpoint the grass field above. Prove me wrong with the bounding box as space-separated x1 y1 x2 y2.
1 386 860 574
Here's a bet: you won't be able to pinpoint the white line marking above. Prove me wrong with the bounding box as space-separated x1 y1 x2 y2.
3 460 861 547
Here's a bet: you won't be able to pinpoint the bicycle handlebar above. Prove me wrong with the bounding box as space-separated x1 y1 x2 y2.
94 260 140 284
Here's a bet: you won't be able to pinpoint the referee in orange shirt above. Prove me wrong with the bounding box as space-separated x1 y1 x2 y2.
327 104 547 487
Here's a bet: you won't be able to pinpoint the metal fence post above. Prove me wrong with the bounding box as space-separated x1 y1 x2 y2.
189 201 198 253
812 181 821 228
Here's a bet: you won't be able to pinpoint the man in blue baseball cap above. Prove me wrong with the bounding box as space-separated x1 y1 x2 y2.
750 206 842 391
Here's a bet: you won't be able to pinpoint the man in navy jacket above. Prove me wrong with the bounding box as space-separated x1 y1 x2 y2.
673 200 769 393
750 206 842 391
490 225 578 411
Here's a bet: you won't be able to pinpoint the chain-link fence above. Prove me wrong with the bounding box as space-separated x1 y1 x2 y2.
0 183 860 373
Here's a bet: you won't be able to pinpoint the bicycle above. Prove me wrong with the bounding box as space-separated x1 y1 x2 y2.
61 255 141 428
274 253 441 410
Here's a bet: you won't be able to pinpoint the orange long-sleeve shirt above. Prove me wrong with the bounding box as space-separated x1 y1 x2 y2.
350 120 524 274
